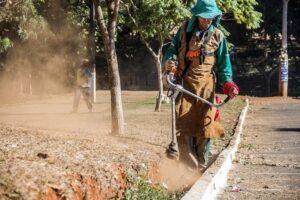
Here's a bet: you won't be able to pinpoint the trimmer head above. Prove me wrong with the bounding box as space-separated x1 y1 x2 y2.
166 142 179 159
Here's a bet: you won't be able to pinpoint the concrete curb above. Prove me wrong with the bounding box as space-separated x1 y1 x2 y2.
182 99 249 200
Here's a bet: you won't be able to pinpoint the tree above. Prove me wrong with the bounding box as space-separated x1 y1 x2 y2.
92 0 124 135
123 0 190 111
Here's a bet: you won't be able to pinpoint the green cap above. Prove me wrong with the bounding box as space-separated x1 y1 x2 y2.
191 0 222 19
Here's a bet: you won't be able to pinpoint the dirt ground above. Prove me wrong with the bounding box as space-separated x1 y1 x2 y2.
0 90 244 200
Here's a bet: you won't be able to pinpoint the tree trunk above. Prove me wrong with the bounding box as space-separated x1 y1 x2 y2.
140 40 165 112
93 0 124 135
108 41 124 135
154 57 164 111
279 0 289 97
124 7 167 111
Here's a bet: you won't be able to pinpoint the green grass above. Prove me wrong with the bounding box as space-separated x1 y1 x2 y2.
124 97 157 110
123 95 173 111
123 181 183 200
120 167 184 200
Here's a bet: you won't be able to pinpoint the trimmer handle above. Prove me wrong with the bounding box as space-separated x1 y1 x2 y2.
223 96 231 104
166 73 231 108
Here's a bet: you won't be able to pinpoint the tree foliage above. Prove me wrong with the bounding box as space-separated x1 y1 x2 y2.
0 0 46 53
123 0 190 40
218 0 262 29
0 0 92 56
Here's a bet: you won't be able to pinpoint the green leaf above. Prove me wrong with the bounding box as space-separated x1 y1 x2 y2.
0 37 13 53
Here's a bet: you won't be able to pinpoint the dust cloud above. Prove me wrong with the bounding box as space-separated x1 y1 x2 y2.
0 2 87 104
159 158 201 192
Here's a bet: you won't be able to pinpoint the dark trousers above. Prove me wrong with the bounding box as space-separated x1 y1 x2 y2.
177 134 211 168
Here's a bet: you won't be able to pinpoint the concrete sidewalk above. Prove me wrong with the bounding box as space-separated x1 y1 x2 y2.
219 100 300 200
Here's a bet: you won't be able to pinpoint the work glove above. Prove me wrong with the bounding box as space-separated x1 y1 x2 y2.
162 60 178 88
163 60 177 75
228 87 239 98
223 82 240 99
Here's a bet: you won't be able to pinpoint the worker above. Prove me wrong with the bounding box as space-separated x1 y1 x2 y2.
163 0 239 168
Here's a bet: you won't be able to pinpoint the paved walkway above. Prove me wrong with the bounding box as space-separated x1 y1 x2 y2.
219 100 300 200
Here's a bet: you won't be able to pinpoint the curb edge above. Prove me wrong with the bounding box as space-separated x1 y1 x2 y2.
181 98 249 200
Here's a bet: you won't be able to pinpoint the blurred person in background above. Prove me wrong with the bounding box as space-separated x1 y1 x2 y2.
72 59 93 113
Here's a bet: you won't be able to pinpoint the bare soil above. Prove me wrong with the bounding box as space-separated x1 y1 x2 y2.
0 91 245 200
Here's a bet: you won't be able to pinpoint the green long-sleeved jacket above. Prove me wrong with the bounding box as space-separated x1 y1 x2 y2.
164 22 233 87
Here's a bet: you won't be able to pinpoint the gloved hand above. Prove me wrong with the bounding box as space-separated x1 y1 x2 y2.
228 87 239 98
163 60 176 88
163 60 177 75
223 82 239 99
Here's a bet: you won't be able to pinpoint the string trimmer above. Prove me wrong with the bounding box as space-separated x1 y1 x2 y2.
165 70 230 167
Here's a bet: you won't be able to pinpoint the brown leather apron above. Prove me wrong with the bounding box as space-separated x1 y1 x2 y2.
175 25 224 139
